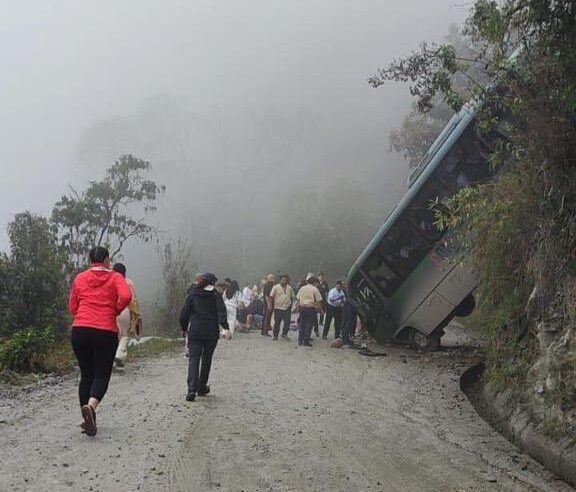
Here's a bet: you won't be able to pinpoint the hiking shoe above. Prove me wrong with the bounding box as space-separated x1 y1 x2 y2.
197 386 210 396
81 405 97 437
80 409 96 433
186 392 196 402
272 336 278 341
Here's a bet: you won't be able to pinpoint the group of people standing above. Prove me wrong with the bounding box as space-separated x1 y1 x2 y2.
67 246 359 436
203 271 358 347
256 272 358 347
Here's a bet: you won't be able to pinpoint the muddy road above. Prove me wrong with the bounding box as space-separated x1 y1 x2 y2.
0 333 572 492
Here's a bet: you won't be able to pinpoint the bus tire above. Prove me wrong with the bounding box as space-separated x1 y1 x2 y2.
408 328 441 352
454 294 475 317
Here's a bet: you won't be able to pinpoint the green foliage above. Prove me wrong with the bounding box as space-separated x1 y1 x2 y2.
0 212 69 339
370 42 464 113
0 325 58 372
0 213 69 374
52 154 164 267
386 25 492 168
375 1 576 420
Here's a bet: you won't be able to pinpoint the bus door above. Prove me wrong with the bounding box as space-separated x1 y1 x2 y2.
435 262 477 307
405 290 455 336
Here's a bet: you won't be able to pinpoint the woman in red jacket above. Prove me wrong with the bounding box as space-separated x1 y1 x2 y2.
69 246 132 436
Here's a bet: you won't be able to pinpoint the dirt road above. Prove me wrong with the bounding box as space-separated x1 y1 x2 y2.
0 333 572 492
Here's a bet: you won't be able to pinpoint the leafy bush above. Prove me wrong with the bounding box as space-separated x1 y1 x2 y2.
0 325 59 372
1 212 69 339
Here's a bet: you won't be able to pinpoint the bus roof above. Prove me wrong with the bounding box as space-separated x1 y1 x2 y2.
347 102 477 285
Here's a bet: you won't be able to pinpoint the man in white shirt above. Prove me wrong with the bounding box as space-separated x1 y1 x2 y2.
323 280 346 340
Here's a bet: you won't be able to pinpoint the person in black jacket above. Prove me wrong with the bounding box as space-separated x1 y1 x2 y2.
179 272 229 402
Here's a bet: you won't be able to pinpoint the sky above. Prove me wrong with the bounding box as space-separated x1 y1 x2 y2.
0 0 468 297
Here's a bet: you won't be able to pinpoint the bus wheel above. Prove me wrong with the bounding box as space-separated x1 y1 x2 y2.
454 294 475 317
408 328 441 352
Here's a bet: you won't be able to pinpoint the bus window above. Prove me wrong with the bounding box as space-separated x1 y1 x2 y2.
363 254 398 292
457 139 492 187
384 222 429 278
441 126 493 190
409 178 450 243
363 252 400 296
411 206 443 243
442 144 464 174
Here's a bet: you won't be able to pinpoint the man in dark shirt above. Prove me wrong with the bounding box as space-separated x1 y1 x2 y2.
262 273 275 336
317 273 329 333
342 290 358 346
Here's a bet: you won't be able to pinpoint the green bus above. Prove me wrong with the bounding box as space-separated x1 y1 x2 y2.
347 101 503 350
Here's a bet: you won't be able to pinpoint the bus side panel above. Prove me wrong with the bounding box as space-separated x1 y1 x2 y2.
385 254 450 329
400 291 454 336
399 263 477 337
434 262 477 307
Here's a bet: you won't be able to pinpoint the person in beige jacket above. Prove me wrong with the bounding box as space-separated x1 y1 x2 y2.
270 275 296 340
113 263 142 368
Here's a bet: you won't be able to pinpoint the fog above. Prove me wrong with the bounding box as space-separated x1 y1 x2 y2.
0 1 466 300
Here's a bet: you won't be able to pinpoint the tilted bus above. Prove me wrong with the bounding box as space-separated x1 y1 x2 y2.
346 101 504 350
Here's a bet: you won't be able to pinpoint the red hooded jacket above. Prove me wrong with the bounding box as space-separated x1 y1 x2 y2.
69 264 133 333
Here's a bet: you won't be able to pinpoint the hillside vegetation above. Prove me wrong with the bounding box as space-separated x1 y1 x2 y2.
376 0 576 436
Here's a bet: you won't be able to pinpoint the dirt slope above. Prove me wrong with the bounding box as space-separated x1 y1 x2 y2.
0 334 572 492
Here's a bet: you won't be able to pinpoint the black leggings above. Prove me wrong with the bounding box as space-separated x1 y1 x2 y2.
71 327 118 406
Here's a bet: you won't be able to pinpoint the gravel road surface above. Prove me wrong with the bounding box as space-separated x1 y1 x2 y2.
0 332 572 492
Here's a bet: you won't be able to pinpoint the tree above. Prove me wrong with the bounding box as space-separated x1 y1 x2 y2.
386 24 491 168
389 103 453 168
0 252 13 337
52 154 164 267
155 237 197 336
0 212 68 337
